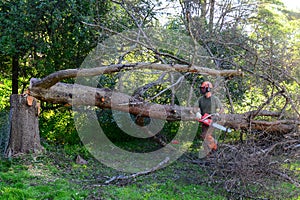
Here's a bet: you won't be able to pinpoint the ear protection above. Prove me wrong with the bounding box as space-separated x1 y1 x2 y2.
204 82 211 92
200 81 213 94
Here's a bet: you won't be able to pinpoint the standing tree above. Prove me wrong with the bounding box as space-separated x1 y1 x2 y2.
0 0 111 156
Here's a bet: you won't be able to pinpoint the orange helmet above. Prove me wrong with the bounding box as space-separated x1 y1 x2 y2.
200 81 213 94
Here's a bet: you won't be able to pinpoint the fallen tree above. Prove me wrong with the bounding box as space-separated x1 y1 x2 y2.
5 61 298 157
27 64 299 134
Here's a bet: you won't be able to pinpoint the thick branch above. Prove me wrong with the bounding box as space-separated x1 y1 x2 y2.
30 63 243 89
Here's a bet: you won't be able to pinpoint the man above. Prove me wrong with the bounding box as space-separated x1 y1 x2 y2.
196 81 224 156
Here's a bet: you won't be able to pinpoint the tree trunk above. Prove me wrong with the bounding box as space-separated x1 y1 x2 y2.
5 94 43 157
12 56 19 94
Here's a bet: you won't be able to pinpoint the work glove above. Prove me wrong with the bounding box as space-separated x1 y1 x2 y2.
195 112 202 120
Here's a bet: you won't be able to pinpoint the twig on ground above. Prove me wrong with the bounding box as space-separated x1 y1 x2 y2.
272 170 300 188
104 157 170 185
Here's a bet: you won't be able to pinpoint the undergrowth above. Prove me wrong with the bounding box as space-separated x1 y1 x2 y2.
0 139 299 200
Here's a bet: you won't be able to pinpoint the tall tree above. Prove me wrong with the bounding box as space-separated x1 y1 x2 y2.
1 0 111 155
0 0 110 94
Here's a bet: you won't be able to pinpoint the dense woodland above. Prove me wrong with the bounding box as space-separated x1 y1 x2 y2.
0 0 299 199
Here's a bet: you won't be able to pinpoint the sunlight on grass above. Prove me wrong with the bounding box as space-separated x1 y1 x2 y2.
0 159 88 200
102 181 226 200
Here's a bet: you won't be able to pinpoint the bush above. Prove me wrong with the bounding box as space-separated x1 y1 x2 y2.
0 110 10 155
39 106 80 145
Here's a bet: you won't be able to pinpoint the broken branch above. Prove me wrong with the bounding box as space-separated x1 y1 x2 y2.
104 157 170 184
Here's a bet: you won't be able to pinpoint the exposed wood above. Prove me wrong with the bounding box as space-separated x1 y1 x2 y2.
27 63 297 136
26 95 34 106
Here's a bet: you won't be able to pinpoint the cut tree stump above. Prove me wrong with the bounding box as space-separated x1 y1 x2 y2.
5 94 44 157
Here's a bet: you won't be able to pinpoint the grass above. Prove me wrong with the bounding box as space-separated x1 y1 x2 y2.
0 157 89 200
0 142 299 200
102 182 225 200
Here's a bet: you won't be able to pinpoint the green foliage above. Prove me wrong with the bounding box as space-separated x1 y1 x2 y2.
97 109 180 144
0 110 10 155
0 0 111 93
97 109 130 142
225 77 248 104
0 78 11 110
39 104 181 146
63 144 91 160
0 77 10 154
39 106 80 145
232 79 299 114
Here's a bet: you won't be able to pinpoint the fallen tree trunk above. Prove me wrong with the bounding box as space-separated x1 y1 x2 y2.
29 82 196 121
29 81 299 134
220 112 299 134
27 64 299 135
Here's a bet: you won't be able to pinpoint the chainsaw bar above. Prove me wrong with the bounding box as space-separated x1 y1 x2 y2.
211 123 232 132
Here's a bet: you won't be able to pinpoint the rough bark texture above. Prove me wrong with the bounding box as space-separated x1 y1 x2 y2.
26 65 298 136
5 94 44 157
29 82 196 121
219 112 299 134
29 81 299 134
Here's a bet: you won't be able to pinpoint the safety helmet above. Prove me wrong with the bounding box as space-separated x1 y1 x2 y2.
200 81 213 94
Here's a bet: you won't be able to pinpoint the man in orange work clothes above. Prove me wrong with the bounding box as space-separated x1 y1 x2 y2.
196 81 224 157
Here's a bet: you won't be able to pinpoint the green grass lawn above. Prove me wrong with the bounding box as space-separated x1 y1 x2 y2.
0 143 299 200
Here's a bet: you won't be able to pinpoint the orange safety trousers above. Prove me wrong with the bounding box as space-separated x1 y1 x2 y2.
201 125 217 154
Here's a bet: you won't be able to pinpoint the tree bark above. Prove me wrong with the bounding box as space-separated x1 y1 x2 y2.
220 112 299 134
5 94 44 157
29 81 299 134
30 62 243 89
26 64 298 136
29 82 195 121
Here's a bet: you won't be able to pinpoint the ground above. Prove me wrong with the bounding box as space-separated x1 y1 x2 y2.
0 139 299 200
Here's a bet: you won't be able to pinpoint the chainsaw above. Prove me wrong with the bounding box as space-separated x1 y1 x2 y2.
197 113 231 133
